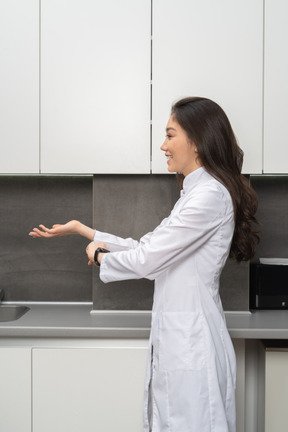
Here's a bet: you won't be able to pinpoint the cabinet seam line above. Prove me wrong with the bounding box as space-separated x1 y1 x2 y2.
150 0 153 174
39 0 41 174
262 0 265 174
31 348 33 432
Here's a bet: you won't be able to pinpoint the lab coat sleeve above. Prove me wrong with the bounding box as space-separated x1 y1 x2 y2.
99 186 233 283
93 217 170 252
93 230 139 251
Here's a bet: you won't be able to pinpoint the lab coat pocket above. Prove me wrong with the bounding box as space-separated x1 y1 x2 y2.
159 312 205 371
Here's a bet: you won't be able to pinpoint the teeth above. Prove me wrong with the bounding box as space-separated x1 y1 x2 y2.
166 155 173 160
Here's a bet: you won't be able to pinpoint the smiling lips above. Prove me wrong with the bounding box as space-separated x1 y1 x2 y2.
166 154 173 163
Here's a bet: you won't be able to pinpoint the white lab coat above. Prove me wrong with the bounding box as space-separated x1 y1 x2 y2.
94 167 236 432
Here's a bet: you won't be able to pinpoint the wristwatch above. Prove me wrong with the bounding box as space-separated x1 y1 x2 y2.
94 247 110 266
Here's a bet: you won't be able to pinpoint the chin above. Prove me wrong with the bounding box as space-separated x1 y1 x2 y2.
167 165 176 173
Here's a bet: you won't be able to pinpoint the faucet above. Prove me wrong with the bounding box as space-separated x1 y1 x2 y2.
0 289 4 303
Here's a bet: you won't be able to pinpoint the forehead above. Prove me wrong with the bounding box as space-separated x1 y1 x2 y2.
166 115 194 145
166 115 189 138
166 115 179 131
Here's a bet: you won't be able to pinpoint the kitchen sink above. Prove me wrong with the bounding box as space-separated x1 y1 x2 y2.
0 305 30 322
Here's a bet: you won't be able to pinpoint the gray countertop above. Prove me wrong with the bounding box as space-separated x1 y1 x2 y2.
1 303 288 339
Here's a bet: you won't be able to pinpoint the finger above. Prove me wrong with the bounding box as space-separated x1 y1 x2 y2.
29 231 38 237
29 232 43 238
39 225 60 237
39 224 51 232
31 227 51 238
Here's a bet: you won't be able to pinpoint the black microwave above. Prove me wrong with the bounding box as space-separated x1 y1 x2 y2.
250 262 288 309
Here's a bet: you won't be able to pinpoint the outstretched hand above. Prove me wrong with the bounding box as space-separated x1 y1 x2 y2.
29 220 81 238
29 220 101 262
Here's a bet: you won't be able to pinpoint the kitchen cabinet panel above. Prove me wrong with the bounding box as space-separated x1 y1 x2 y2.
0 334 259 432
0 0 39 173
265 349 288 431
152 0 263 174
263 0 288 173
32 347 148 432
40 0 150 174
0 348 31 432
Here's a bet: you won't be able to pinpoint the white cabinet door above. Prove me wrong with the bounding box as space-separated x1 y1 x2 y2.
41 0 151 174
263 0 288 173
33 347 148 432
0 348 31 432
265 349 288 432
0 0 39 173
232 339 245 432
152 0 263 174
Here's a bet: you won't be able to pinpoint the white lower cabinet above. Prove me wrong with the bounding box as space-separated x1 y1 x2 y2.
31 341 246 432
265 349 288 432
32 347 148 432
232 339 245 432
0 339 248 431
0 348 31 432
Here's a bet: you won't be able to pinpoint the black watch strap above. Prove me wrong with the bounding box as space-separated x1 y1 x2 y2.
94 247 110 266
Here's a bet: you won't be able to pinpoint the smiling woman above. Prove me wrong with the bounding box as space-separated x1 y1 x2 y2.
170 97 260 262
29 97 260 432
161 116 201 176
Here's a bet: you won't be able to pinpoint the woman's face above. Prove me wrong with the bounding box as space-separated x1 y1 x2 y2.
160 115 201 176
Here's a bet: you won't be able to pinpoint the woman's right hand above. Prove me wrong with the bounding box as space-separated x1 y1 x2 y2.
29 220 95 240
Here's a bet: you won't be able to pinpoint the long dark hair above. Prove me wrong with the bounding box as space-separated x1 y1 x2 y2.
171 96 260 262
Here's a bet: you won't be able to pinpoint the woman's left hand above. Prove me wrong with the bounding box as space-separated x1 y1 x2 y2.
86 241 108 266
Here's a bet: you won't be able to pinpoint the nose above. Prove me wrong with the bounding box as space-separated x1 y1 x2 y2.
160 139 167 152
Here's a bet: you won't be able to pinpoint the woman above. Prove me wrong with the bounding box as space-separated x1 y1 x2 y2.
30 97 259 431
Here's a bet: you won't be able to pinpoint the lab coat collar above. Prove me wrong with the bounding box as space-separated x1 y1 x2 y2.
181 166 206 196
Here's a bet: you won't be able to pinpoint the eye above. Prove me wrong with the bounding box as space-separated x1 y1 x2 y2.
166 134 173 139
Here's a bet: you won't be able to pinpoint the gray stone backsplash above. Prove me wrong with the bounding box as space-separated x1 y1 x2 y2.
0 176 92 302
1 173 279 311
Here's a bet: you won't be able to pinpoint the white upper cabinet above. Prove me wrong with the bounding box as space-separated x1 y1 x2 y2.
0 0 39 173
152 0 263 174
40 0 151 174
263 0 288 173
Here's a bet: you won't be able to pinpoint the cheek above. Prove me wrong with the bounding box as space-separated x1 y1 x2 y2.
186 145 196 159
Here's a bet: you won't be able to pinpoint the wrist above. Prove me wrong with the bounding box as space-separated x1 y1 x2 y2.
94 247 110 266
73 220 82 234
97 253 104 265
78 222 95 240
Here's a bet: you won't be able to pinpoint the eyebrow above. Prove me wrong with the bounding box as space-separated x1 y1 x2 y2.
166 127 177 132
